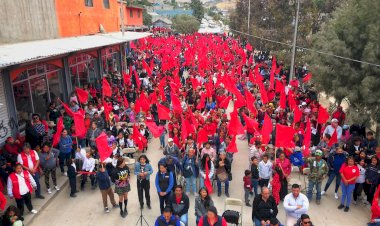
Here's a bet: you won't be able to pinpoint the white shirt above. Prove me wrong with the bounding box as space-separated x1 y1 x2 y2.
283 193 309 219
7 171 37 197
259 160 273 179
17 150 40 169
82 157 95 172
323 125 342 140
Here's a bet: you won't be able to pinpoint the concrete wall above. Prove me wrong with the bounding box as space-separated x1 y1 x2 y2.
0 0 59 44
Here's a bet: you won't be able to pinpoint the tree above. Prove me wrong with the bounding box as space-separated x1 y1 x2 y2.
172 15 200 34
142 9 152 26
308 0 380 138
190 0 204 20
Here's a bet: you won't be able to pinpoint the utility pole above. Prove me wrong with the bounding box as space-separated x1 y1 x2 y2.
247 0 251 33
289 0 300 81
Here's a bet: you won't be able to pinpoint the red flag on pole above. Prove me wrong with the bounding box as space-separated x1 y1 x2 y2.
243 114 259 132
328 129 338 147
197 128 209 145
228 112 245 136
317 106 330 124
204 159 213 194
75 88 89 104
123 95 129 108
303 73 312 83
102 78 112 97
275 124 296 148
145 121 164 138
293 107 302 123
157 104 171 120
142 60 152 75
170 92 183 114
218 96 232 109
59 99 74 117
196 92 206 110
246 43 253 52
134 70 141 90
226 135 238 153
269 56 277 90
73 111 86 138
245 90 256 115
261 114 273 145
303 119 312 156
52 117 64 147
96 132 113 162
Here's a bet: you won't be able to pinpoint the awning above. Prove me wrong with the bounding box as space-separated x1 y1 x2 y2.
0 31 151 69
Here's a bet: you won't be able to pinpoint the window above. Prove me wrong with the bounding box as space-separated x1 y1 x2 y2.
130 9 133 18
103 0 110 9
85 0 93 7
138 10 141 18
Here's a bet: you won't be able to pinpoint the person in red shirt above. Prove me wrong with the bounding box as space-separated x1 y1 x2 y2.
338 156 359 212
3 137 21 165
198 206 227 226
243 170 252 206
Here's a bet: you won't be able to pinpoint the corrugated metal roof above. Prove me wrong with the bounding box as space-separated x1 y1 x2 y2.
0 32 151 69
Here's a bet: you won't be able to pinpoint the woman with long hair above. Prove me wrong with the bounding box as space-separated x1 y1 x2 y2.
199 154 215 189
195 187 214 224
110 157 131 218
2 205 23 226
338 156 359 212
134 154 153 209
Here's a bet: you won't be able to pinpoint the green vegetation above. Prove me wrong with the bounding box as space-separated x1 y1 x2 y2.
172 15 201 34
190 0 204 20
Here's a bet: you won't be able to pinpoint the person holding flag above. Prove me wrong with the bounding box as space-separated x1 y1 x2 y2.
199 154 214 192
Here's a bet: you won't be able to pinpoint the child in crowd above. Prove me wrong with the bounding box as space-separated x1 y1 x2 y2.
353 159 366 204
81 150 96 190
243 170 252 206
259 154 273 189
250 157 259 197
67 158 77 198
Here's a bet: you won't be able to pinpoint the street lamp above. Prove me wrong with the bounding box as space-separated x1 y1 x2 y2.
289 0 300 81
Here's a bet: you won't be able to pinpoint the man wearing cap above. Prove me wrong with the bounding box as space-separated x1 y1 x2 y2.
305 150 328 205
323 118 342 141
164 138 180 159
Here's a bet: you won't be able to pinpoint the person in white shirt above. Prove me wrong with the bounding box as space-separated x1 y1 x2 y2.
258 154 273 189
323 118 342 140
7 164 38 215
81 150 96 190
283 184 309 226
249 141 264 162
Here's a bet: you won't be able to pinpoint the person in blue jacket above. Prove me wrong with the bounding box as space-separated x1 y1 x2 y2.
158 156 181 191
155 163 174 214
155 207 181 226
59 129 73 175
134 154 154 209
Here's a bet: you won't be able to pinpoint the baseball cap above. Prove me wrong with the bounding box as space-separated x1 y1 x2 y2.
331 118 339 123
315 150 323 156
168 138 173 142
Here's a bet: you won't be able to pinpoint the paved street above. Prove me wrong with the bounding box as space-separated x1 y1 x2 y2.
28 132 370 226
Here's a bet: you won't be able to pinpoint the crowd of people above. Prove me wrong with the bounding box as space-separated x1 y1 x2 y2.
0 31 378 226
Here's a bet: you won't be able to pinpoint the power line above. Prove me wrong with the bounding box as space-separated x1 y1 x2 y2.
230 28 380 67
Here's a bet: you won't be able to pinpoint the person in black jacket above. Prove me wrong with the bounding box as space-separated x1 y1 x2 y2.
215 152 232 197
252 187 278 226
251 157 260 197
155 207 181 226
364 156 380 204
167 185 189 226
67 158 77 198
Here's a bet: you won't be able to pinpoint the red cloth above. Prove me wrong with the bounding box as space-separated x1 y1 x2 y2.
0 191 6 210
293 107 302 123
102 78 112 97
328 129 338 147
145 122 164 138
73 112 86 138
9 171 33 199
243 175 251 188
171 92 183 114
317 106 330 124
20 151 37 169
197 128 209 145
243 114 259 134
204 159 213 194
96 132 113 162
123 95 129 108
226 136 238 153
60 100 74 117
279 90 287 109
142 60 152 75
52 117 64 147
197 92 206 110
198 217 228 226
339 163 359 184
139 93 151 113
261 114 273 145
228 112 244 136
303 73 312 83
134 70 141 90
157 104 171 120
245 90 257 115
275 124 296 148
371 185 380 220
75 87 89 104
175 195 182 204
219 96 232 109
303 119 312 156
271 173 281 205
246 43 253 51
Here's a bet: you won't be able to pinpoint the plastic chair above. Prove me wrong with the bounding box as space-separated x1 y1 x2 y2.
224 198 243 225
123 157 136 169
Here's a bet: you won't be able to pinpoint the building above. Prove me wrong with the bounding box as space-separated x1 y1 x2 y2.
152 18 173 29
154 9 193 18
124 5 146 31
0 0 150 143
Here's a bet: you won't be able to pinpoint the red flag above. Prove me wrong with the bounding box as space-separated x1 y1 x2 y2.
197 128 209 145
328 129 338 146
73 111 86 138
170 92 183 114
228 112 245 136
142 60 152 75
275 124 296 148
280 91 287 109
261 114 273 145
269 56 277 90
103 100 113 121
123 72 131 87
245 90 256 115
59 100 74 117
102 78 112 97
196 92 206 110
96 132 113 162
134 70 141 90
226 136 238 153
243 114 259 132
303 73 312 83
75 88 89 104
157 104 171 120
293 107 302 123
257 79 269 104
275 80 285 94
317 106 330 124
52 117 64 147
218 96 232 109
371 185 380 220
0 192 6 211
181 115 188 143
204 159 213 194
130 41 136 49
123 95 129 108
303 119 312 156
246 43 253 52
145 121 164 138
139 92 151 112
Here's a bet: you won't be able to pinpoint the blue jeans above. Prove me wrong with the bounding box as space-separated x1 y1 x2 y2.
159 134 165 147
179 214 188 226
185 176 197 193
307 180 321 201
217 179 229 194
200 177 205 189
341 182 355 207
254 217 262 226
32 172 41 196
324 171 341 193
251 178 259 196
